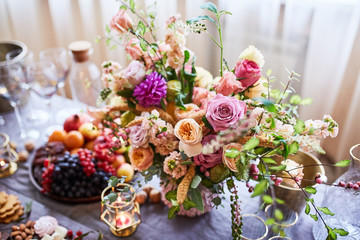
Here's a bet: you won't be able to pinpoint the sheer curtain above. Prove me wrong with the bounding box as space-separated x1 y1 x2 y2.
1 0 359 161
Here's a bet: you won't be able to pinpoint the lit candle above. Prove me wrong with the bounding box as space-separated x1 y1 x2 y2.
115 212 133 229
0 158 10 172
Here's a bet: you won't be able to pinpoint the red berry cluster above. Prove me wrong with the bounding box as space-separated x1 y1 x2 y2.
94 136 115 163
78 149 95 177
67 230 83 239
249 164 260 180
97 161 116 175
41 159 54 193
337 180 360 190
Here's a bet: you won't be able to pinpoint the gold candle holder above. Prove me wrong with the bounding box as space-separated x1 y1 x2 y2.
100 183 141 237
0 132 18 178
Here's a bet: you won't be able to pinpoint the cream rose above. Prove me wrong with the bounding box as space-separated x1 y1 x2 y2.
174 104 199 121
222 143 243 172
174 119 203 157
129 146 154 171
244 77 267 99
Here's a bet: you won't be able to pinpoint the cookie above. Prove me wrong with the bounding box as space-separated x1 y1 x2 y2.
0 192 8 206
0 202 20 219
0 206 24 224
0 195 18 214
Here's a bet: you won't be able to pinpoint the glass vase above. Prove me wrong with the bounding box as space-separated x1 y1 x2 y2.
313 144 360 239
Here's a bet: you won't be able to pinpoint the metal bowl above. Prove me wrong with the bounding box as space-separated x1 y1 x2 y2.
0 40 29 112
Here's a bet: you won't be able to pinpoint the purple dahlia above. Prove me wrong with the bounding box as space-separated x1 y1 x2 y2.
133 72 167 107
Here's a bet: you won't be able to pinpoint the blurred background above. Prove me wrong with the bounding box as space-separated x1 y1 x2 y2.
0 0 359 165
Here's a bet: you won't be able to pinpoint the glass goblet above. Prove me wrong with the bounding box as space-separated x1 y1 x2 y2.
26 61 62 139
240 214 268 240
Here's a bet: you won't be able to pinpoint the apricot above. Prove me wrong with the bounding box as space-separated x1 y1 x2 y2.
48 130 67 143
64 131 84 149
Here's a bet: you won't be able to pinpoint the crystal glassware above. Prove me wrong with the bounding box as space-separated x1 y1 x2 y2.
240 214 268 240
265 203 298 238
313 144 360 239
26 61 62 139
0 132 18 178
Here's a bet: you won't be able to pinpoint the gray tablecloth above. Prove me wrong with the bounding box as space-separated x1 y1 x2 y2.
0 94 319 240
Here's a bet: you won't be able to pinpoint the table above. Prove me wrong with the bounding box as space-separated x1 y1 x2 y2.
0 94 321 240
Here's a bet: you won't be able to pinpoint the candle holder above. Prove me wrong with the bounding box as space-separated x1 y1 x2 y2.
100 183 141 237
0 132 18 178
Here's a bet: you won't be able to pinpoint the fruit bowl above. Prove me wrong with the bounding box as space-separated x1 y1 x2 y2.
29 142 113 203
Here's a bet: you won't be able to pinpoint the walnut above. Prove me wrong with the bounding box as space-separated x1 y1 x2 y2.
24 141 35 152
142 184 154 195
149 189 161 203
18 150 29 162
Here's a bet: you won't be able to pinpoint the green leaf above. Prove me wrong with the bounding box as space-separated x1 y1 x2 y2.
136 20 146 36
119 5 127 10
243 138 260 151
211 196 222 206
97 231 103 240
171 199 178 206
318 207 335 216
109 176 119 188
294 119 305 134
310 214 318 221
290 94 301 104
305 203 310 215
289 142 299 155
168 205 180 219
268 164 286 172
305 197 314 204
127 99 136 109
333 228 349 236
175 93 186 111
200 2 218 13
129 0 135 12
183 198 196 210
74 231 94 240
253 98 276 112
300 97 313 105
202 116 213 130
184 50 190 64
251 179 268 197
305 186 317 194
139 38 147 51
107 192 117 202
276 198 285 204
225 148 241 159
334 159 351 167
180 160 193 165
275 209 284 221
265 218 275 225
186 15 215 24
262 195 273 204
180 151 188 160
189 188 204 212
191 175 202 189
165 190 177 201
226 179 234 189
327 226 337 240
262 157 277 164
25 200 32 215
117 88 134 98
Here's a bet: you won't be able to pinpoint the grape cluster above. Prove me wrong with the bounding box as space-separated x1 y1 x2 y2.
41 151 112 199
78 149 95 177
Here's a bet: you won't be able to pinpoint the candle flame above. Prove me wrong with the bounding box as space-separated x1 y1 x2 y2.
0 159 5 167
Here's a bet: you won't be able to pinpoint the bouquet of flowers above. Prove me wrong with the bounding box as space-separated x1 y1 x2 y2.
93 1 349 239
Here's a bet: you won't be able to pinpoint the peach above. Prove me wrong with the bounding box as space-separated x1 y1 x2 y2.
112 155 126 169
79 122 99 140
116 163 134 183
64 131 84 150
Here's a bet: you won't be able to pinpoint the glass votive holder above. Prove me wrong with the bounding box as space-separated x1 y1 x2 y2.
0 132 18 178
240 214 268 240
268 237 292 240
100 183 141 237
265 203 298 238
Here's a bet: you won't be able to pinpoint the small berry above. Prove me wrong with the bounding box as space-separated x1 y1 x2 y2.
125 128 130 134
352 184 359 190
270 175 276 181
338 181 346 187
248 187 253 193
274 177 283 186
246 182 251 188
76 230 83 236
67 230 73 237
347 182 354 188
315 178 322 184
356 181 360 186
252 175 258 180
204 171 210 177
294 177 300 182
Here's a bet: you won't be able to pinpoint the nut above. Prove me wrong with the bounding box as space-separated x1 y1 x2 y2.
142 184 154 195
19 224 25 231
18 150 29 162
25 228 31 235
10 141 17 149
135 190 148 205
11 231 21 237
25 236 33 240
12 225 20 231
149 189 161 203
30 221 35 228
25 220 32 228
24 141 35 151
15 236 22 240
21 232 26 239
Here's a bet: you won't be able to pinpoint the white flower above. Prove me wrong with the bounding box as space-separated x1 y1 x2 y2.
239 45 265 68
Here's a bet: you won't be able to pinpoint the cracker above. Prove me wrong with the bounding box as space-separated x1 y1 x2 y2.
0 195 18 214
0 192 8 206
0 202 20 219
0 206 24 224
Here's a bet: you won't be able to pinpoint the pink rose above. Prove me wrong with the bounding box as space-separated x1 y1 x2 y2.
128 124 149 148
194 135 223 169
192 87 216 110
123 60 146 86
214 71 244 96
110 9 133 34
125 38 143 60
234 59 261 89
206 94 247 132
129 146 154 171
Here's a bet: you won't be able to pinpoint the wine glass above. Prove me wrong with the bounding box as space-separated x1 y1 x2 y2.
40 48 79 123
6 49 48 126
26 61 62 139
0 63 30 140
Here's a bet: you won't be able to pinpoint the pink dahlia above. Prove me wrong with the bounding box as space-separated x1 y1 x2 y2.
133 72 167 107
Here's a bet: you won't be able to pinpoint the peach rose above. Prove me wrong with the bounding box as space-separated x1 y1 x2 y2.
129 146 154 171
174 104 199 121
174 119 203 157
110 9 133 34
222 143 243 172
214 71 244 96
244 77 267 99
125 38 143 60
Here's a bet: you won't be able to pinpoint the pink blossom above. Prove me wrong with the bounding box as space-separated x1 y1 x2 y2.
128 119 150 148
214 71 244 96
163 151 187 179
149 118 178 155
192 87 216 110
235 59 261 89
125 38 143 60
109 9 133 34
174 103 199 121
122 60 146 86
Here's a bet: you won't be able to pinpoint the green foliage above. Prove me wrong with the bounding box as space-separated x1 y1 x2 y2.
180 160 193 165
253 98 276 113
191 175 202 188
262 157 277 164
100 88 112 101
333 228 349 236
210 164 230 183
294 119 305 134
109 176 119 187
186 15 215 24
200 2 218 13
225 148 241 159
289 142 299 155
189 188 204 212
175 92 187 110
305 186 317 194
274 209 284 221
212 196 222 206
117 88 134 98
165 190 177 201
168 205 180 219
184 50 190 64
268 164 286 172
243 138 260 151
318 207 335 216
136 20 146 36
120 111 136 127
262 195 273 204
310 214 318 221
305 203 310 215
202 116 213 130
183 198 197 210
251 179 268 197
334 159 351 167
129 0 135 12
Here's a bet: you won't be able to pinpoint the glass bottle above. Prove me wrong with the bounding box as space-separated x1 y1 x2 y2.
313 144 360 239
68 41 101 106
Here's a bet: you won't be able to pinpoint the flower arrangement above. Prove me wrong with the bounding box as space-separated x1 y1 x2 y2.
94 1 351 239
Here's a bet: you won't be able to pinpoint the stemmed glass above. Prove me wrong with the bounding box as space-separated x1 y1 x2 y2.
26 61 62 139
40 48 79 123
6 49 48 127
0 63 30 140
